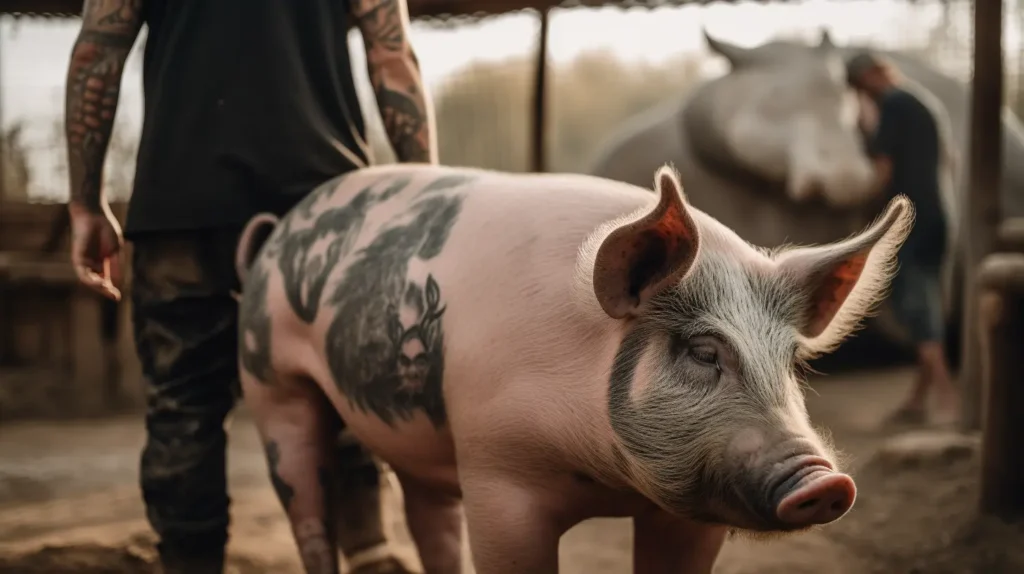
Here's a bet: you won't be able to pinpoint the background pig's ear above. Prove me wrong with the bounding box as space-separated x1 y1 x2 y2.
593 165 701 319
776 196 915 356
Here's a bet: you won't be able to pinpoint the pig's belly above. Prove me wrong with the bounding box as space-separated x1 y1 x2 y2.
319 376 461 496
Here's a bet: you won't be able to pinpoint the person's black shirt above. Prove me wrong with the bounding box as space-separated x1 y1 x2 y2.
869 87 947 263
126 0 372 237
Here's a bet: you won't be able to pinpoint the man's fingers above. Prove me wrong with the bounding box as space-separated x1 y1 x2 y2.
75 263 122 301
75 264 108 291
104 257 123 301
106 255 124 291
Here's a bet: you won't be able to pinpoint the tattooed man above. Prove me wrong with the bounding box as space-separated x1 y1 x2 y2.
64 1 435 573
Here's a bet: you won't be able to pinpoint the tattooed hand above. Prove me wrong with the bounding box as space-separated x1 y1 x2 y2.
69 201 124 300
64 0 142 300
352 0 438 164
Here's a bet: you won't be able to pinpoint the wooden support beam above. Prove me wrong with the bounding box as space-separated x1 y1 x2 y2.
960 0 1004 432
977 252 1024 519
531 8 550 173
0 23 6 203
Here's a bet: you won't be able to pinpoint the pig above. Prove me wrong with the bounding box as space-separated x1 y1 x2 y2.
235 163 913 574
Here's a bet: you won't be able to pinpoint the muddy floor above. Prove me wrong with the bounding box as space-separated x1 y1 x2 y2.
0 366 1021 573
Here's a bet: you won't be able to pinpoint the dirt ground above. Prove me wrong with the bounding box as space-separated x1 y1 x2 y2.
0 366 1021 574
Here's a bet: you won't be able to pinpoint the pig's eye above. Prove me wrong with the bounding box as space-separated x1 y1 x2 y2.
689 344 719 368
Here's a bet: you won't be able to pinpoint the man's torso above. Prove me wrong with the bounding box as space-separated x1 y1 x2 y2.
873 87 946 261
128 0 372 237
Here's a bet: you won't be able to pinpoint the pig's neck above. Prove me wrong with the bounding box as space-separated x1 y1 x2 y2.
506 271 644 494
562 321 638 487
473 180 654 496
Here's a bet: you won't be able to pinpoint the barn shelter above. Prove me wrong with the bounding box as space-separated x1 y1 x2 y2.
0 1 1006 183
0 0 1018 519
0 0 1003 176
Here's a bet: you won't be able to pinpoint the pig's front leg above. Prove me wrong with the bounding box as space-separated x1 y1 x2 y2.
633 508 727 574
243 371 341 574
461 475 564 574
396 472 463 574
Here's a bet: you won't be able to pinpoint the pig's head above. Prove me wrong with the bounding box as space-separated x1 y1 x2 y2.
703 29 877 207
574 165 913 533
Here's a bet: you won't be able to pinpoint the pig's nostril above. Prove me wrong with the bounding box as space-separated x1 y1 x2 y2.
797 498 818 510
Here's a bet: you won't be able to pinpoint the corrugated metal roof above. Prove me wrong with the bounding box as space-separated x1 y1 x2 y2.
1 0 77 16
1 0 919 24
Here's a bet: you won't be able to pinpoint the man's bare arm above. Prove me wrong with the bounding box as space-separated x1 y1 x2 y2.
65 0 144 212
353 0 438 164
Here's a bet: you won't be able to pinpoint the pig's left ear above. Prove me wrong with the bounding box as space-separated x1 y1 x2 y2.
775 196 915 356
593 165 701 319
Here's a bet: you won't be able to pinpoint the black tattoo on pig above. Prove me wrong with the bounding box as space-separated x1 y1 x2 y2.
242 171 474 426
239 261 274 384
273 176 409 323
266 174 471 324
320 176 471 429
390 275 446 395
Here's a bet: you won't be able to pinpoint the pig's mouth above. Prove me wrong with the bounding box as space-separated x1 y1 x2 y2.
767 455 835 502
761 454 857 531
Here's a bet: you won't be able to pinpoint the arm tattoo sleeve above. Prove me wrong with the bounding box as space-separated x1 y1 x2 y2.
65 0 144 211
353 0 438 164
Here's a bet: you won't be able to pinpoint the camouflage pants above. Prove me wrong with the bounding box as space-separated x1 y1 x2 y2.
130 230 383 565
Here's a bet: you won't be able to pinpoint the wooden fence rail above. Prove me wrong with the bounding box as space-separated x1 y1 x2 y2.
0 200 142 421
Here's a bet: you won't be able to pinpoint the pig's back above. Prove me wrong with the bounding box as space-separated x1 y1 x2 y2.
262 164 650 483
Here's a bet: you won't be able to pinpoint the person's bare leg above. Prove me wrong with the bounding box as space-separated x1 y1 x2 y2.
901 359 930 413
918 341 960 423
890 340 960 426
885 262 956 427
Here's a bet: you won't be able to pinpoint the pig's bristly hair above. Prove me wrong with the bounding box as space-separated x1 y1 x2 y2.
772 195 915 359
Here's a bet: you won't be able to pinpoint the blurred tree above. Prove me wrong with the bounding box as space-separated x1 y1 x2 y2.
1 122 31 201
415 50 704 174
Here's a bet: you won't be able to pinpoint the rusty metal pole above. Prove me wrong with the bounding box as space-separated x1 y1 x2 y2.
530 8 549 173
960 0 1004 432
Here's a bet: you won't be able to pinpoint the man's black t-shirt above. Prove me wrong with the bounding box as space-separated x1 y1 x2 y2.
126 0 372 237
869 87 947 264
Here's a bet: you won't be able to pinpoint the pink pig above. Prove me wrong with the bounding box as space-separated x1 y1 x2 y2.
235 164 913 574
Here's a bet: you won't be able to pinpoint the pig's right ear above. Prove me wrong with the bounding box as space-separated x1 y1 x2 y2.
593 166 701 319
775 196 915 356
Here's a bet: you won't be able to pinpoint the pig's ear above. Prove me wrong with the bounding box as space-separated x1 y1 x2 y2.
775 196 915 356
593 166 701 319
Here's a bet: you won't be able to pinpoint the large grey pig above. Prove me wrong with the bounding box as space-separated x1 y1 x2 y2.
591 30 1024 364
235 163 913 574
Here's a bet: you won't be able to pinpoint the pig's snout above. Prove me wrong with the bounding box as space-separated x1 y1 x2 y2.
770 455 856 528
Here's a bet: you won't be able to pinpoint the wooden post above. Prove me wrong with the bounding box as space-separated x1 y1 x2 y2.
977 252 1024 519
960 0 1004 432
530 8 550 173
